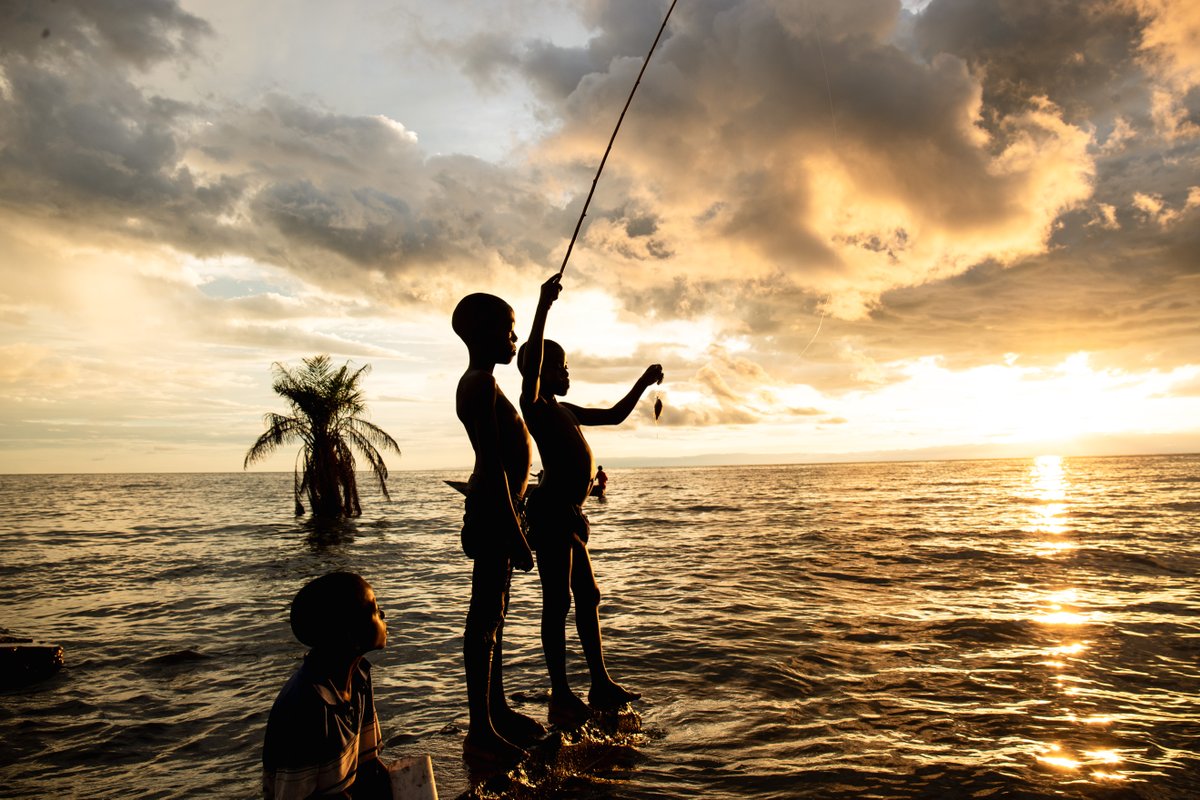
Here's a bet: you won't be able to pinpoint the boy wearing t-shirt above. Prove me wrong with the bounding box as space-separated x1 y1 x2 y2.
262 572 392 799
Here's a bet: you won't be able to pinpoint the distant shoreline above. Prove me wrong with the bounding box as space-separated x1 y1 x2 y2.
3 449 1197 476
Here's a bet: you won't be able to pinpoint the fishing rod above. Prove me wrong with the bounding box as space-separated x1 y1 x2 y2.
557 0 680 277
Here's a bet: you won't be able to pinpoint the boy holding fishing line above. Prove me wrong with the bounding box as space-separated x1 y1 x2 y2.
452 275 562 764
518 287 663 727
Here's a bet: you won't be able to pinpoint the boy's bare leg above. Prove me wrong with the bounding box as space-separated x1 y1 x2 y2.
489 621 546 745
463 557 527 763
571 540 640 709
464 627 526 761
537 541 591 726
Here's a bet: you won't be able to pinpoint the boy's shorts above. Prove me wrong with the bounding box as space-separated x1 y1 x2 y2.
461 487 527 559
524 487 590 551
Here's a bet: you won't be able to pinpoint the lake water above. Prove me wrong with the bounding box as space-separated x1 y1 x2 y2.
1 455 1198 798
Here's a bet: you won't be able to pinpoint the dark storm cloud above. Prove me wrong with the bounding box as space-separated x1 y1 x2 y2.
775 195 1200 395
473 0 1199 384
198 94 576 289
0 1 237 244
0 1 573 307
0 0 211 66
461 0 1102 326
914 0 1147 123
0 3 241 257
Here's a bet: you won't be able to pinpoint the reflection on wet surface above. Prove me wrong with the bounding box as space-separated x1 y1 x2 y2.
1025 455 1072 546
1022 457 1132 785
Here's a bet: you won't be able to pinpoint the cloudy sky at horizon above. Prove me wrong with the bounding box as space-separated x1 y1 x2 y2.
2 0 1199 474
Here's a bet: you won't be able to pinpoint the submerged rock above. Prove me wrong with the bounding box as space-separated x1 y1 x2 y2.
144 648 213 666
0 641 64 688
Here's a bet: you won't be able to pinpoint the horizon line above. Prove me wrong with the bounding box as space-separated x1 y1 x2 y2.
3 448 1197 476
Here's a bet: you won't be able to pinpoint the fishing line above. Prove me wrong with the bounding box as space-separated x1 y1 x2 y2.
798 310 824 358
551 0 678 427
799 1 837 358
811 3 839 145
557 0 679 277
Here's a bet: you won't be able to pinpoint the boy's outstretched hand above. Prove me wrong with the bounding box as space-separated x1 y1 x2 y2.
638 364 664 389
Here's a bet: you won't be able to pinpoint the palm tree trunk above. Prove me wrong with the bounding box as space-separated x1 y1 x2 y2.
308 438 345 518
339 467 360 516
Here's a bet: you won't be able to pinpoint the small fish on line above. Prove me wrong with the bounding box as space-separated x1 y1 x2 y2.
654 397 663 421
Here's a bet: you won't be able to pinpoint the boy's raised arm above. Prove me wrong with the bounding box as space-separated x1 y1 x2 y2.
568 363 664 427
520 274 562 408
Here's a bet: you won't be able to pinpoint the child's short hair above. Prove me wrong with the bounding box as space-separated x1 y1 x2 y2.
452 293 511 345
517 339 564 378
289 572 370 648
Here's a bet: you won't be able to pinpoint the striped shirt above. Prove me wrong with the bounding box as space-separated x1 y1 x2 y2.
262 655 382 799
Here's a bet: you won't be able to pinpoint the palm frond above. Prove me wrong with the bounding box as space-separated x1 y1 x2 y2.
346 417 401 455
244 414 307 468
344 427 393 501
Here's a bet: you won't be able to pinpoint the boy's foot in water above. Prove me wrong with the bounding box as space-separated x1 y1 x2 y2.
588 681 640 710
548 690 593 728
493 706 547 747
462 729 527 767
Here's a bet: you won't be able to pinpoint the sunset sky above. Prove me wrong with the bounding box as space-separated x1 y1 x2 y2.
2 0 1199 473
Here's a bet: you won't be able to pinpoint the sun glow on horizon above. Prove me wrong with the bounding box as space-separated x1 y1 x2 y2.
900 353 1152 444
831 353 1200 458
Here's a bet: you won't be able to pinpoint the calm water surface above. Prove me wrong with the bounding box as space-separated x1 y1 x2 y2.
1 456 1198 798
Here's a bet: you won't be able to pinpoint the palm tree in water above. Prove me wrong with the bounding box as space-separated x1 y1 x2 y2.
244 355 400 517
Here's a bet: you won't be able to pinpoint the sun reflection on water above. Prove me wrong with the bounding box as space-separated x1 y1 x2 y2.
1030 588 1098 702
1031 536 1077 553
1024 455 1073 547
1019 457 1129 787
1035 743 1080 770
1035 743 1130 779
1092 771 1129 781
1031 455 1065 496
1036 610 1091 626
1032 588 1097 627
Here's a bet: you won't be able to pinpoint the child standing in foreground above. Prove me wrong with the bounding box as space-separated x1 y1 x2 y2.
518 286 663 727
262 572 392 799
452 275 561 764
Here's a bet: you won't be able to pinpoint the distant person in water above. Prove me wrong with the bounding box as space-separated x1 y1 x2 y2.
594 466 608 496
262 572 392 799
518 291 663 727
452 275 561 764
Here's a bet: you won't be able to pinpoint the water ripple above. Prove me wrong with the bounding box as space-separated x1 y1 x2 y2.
1 457 1198 797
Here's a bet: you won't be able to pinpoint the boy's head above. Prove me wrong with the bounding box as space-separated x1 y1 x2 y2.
517 339 569 397
289 572 387 654
452 293 517 364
